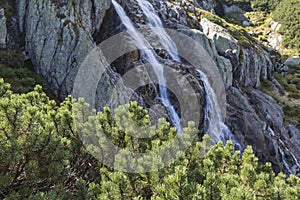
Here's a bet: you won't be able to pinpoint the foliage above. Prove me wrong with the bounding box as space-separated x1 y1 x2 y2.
220 0 250 6
0 67 51 95
0 79 300 199
0 49 56 99
247 0 300 52
272 0 300 50
0 79 101 199
260 68 300 125
250 0 280 12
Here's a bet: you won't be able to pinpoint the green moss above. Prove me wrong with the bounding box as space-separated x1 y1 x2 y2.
0 49 24 68
0 67 50 94
274 74 300 94
260 79 273 91
56 13 66 19
0 48 57 100
203 15 225 27
270 72 300 124
224 13 243 25
283 105 300 124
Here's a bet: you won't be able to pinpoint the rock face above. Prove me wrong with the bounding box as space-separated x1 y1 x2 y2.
0 8 7 48
16 0 111 99
223 4 243 14
226 87 288 172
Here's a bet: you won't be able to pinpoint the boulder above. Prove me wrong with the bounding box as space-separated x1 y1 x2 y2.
223 4 242 14
284 56 300 67
268 21 283 51
242 21 252 27
200 18 239 56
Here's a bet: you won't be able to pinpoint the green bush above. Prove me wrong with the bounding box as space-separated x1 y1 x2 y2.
272 0 300 50
0 79 299 199
250 0 280 12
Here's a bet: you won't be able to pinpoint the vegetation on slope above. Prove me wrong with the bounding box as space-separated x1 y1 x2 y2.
0 49 56 100
250 0 280 12
220 0 299 54
260 64 300 125
248 0 299 54
272 0 300 50
0 79 300 199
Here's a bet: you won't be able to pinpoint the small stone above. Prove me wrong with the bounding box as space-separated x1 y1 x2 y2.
242 21 252 27
284 56 300 67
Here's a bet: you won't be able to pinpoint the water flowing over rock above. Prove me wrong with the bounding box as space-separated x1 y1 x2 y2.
0 8 7 48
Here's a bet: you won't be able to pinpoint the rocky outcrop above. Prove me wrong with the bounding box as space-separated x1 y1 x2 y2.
155 0 272 88
0 8 7 48
268 21 283 51
16 0 111 99
226 87 300 174
226 87 278 166
199 18 271 88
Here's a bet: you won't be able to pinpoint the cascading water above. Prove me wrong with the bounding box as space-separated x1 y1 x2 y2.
112 0 242 149
134 0 241 148
112 0 183 133
268 127 300 174
197 70 242 150
197 70 222 142
136 0 181 62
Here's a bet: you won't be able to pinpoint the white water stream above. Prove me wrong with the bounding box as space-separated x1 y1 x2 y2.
112 0 242 148
112 0 183 133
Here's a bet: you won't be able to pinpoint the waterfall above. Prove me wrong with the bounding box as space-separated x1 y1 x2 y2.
278 145 294 174
197 70 222 142
197 70 242 149
112 0 183 133
112 0 242 148
268 127 300 174
135 0 181 62
221 124 243 151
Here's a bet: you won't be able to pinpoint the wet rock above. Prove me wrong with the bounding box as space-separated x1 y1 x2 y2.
247 89 284 133
226 87 281 171
0 8 7 48
178 27 233 88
